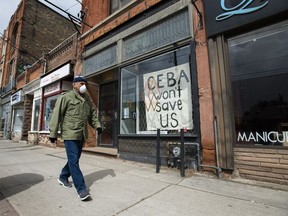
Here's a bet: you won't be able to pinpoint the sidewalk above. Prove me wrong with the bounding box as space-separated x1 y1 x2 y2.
0 140 288 216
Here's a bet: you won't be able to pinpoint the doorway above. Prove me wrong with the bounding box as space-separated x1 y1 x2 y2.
99 81 118 147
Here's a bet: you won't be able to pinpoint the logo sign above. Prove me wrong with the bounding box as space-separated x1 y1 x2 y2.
11 90 24 105
216 0 268 21
203 0 288 37
143 63 193 130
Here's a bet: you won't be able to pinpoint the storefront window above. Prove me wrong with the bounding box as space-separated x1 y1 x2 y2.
228 20 288 146
13 108 23 132
32 99 40 131
120 46 194 135
42 95 59 131
1 103 10 137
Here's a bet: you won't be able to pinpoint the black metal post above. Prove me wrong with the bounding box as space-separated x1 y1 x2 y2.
156 129 160 173
180 129 185 177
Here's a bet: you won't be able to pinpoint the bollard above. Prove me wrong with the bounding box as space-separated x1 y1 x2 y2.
156 129 160 173
180 128 185 177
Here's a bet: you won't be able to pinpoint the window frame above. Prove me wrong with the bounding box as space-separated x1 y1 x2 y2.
119 45 196 136
31 98 41 131
109 0 133 15
228 20 288 148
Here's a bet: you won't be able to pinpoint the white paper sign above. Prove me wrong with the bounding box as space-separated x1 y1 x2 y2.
143 63 193 130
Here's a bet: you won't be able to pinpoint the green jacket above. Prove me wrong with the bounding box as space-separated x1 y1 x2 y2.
49 89 101 140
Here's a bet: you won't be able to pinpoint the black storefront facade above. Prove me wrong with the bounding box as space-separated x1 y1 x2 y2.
203 0 288 184
82 0 203 167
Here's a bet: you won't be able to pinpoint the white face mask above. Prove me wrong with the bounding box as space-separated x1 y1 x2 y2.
79 84 87 94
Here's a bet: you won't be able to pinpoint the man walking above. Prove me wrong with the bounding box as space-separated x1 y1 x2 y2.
49 76 102 201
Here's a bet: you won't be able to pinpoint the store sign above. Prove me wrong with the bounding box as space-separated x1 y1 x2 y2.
143 63 193 130
237 131 288 146
44 81 60 96
11 90 24 105
216 0 268 21
22 79 40 94
40 63 70 87
203 0 288 37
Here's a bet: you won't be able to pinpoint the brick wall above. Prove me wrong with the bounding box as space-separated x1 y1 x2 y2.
81 0 109 33
27 62 42 82
20 0 77 67
193 0 215 166
21 94 33 140
16 72 26 88
82 0 163 46
46 34 78 72
234 147 288 185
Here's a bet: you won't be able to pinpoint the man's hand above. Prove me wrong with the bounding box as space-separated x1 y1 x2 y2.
97 127 102 135
49 137 57 143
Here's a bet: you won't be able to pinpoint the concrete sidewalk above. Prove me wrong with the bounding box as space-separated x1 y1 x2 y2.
0 140 288 216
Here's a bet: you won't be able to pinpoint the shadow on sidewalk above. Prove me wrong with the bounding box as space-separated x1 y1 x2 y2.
0 173 44 200
85 169 116 189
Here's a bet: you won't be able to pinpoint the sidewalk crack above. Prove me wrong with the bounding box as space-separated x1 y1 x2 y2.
112 184 173 216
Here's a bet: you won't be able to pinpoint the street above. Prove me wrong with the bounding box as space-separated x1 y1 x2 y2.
0 140 288 216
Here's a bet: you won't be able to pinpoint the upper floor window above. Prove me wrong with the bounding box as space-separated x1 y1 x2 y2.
11 23 18 48
110 0 132 14
8 59 14 81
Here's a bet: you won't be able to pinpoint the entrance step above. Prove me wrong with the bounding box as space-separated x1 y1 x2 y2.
83 147 118 156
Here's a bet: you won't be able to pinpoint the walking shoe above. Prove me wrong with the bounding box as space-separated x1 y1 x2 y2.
57 178 72 188
78 190 91 201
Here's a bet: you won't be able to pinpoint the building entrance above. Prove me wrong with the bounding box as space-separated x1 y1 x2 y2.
98 81 118 148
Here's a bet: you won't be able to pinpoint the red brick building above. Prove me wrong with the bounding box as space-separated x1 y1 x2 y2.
0 0 77 141
75 0 288 184
75 0 216 171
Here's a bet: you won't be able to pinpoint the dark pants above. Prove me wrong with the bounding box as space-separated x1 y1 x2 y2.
59 140 87 193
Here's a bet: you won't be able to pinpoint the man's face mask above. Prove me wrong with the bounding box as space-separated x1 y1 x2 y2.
79 84 87 94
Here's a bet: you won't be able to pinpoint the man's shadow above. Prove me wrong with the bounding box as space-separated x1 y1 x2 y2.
0 173 44 200
85 169 116 189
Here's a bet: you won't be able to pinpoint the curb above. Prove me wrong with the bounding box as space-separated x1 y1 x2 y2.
0 192 19 216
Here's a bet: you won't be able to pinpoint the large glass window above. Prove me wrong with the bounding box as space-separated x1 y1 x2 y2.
32 99 40 131
120 46 194 135
1 103 10 137
42 95 59 131
13 108 23 132
228 20 288 147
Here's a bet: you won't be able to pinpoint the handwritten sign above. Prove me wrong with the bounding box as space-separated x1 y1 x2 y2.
143 63 193 130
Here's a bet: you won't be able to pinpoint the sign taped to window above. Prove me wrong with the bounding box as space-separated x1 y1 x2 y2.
143 63 193 130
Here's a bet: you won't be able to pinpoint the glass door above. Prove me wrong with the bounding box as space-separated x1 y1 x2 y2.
99 81 118 147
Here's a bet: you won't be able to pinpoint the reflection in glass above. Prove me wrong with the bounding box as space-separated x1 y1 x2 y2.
32 99 40 131
43 95 59 131
228 20 288 146
13 108 23 132
120 46 192 135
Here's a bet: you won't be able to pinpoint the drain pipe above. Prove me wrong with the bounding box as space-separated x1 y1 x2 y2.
213 116 222 178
